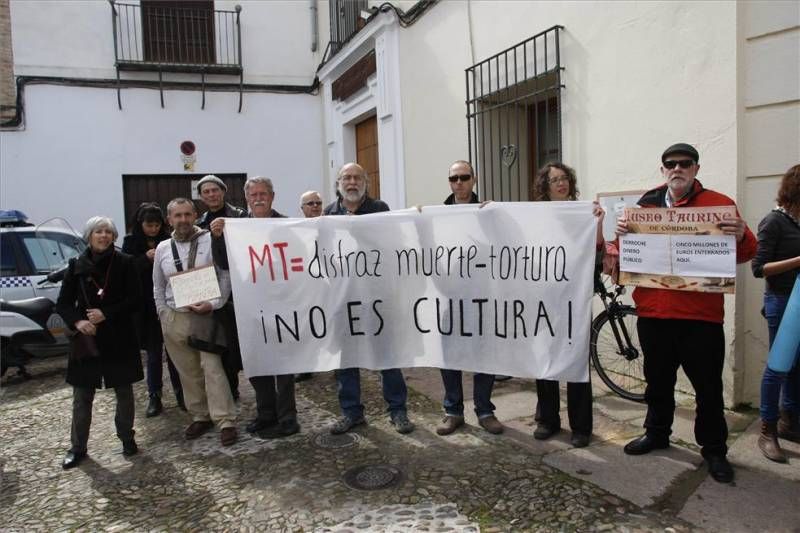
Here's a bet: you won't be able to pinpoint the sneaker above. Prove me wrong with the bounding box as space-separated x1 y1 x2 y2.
436 415 465 436
184 420 214 440
570 433 591 448
257 419 300 439
533 424 560 440
330 415 366 435
220 427 238 447
391 412 415 435
479 415 504 435
122 439 138 456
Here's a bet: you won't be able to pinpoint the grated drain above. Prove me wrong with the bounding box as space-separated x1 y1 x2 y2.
314 432 359 449
343 464 403 491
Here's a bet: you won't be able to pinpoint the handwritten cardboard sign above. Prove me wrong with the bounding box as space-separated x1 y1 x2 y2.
619 206 737 293
224 203 598 380
169 265 221 308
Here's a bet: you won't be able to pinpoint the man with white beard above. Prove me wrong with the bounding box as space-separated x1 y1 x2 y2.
322 163 415 435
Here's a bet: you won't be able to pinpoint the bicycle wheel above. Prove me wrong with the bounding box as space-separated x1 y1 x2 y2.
590 306 646 402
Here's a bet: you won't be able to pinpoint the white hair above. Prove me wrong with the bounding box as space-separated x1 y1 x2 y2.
83 216 118 242
244 176 274 195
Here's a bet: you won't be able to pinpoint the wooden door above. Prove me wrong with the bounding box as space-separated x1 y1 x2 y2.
122 173 246 232
355 115 380 199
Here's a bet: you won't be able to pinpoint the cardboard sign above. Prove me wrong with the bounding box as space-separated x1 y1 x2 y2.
169 265 221 308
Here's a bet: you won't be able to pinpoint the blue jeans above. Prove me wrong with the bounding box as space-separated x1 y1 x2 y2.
760 293 800 421
440 370 496 417
335 368 407 419
146 345 182 396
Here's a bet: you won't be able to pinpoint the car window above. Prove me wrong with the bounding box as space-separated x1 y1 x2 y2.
1 234 19 276
20 232 85 273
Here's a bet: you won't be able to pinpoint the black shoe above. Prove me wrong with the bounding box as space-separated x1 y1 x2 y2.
175 389 187 411
122 439 138 457
571 433 591 448
247 418 277 434
533 424 560 440
62 451 87 470
146 394 163 418
295 373 312 383
330 415 366 435
623 434 670 455
257 419 300 439
706 455 734 483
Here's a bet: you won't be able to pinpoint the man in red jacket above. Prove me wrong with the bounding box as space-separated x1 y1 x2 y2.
616 143 757 484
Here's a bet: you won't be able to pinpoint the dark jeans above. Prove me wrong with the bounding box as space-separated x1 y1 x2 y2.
638 317 728 458
535 379 593 435
335 368 407 419
760 293 800 421
146 345 182 397
70 385 135 454
250 374 297 423
440 370 496 417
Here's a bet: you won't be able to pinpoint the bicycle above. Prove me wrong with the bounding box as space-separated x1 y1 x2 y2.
590 277 646 402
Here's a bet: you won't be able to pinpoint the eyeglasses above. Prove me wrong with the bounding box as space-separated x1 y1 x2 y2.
548 175 569 184
663 159 695 170
448 174 473 183
303 201 322 207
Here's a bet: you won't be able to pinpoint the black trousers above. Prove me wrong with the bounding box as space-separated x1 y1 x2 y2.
535 379 593 435
217 300 242 398
70 385 135 454
637 317 728 457
250 374 297 423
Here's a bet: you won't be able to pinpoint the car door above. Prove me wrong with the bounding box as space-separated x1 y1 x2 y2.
0 232 37 301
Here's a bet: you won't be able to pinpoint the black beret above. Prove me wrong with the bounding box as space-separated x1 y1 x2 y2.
662 143 699 163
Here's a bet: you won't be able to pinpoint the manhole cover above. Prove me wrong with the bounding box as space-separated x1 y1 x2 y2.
343 464 403 491
314 432 359 449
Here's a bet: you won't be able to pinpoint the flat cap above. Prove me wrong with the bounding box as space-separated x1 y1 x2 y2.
662 143 699 163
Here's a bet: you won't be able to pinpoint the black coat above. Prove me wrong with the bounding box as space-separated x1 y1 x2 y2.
56 249 144 389
122 233 167 353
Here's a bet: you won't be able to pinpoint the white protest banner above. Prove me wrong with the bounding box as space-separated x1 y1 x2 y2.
619 206 738 293
169 265 221 308
224 202 597 381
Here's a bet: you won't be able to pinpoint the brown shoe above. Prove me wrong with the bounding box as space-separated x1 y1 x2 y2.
436 415 464 436
778 410 800 443
184 420 214 440
479 415 504 434
758 421 787 463
220 427 238 447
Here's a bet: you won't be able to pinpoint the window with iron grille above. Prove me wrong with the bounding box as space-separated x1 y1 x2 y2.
141 0 215 65
465 26 564 201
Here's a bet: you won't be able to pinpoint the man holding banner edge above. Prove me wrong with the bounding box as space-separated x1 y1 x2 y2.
615 143 757 483
323 162 415 435
437 160 503 436
210 177 300 439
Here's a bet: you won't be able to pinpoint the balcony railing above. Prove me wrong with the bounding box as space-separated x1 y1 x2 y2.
110 1 242 75
329 0 368 57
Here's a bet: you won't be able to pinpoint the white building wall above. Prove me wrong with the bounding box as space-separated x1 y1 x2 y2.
0 84 324 233
737 0 800 405
9 0 324 84
394 0 754 404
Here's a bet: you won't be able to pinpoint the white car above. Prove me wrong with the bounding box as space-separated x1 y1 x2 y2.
1 212 87 356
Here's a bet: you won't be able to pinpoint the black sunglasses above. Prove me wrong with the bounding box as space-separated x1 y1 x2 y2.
663 159 695 170
448 174 473 183
303 201 322 207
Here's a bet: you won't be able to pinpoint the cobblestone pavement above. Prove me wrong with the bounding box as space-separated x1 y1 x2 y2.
0 357 738 531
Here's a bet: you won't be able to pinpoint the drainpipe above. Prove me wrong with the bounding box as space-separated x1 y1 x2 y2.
309 0 318 52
